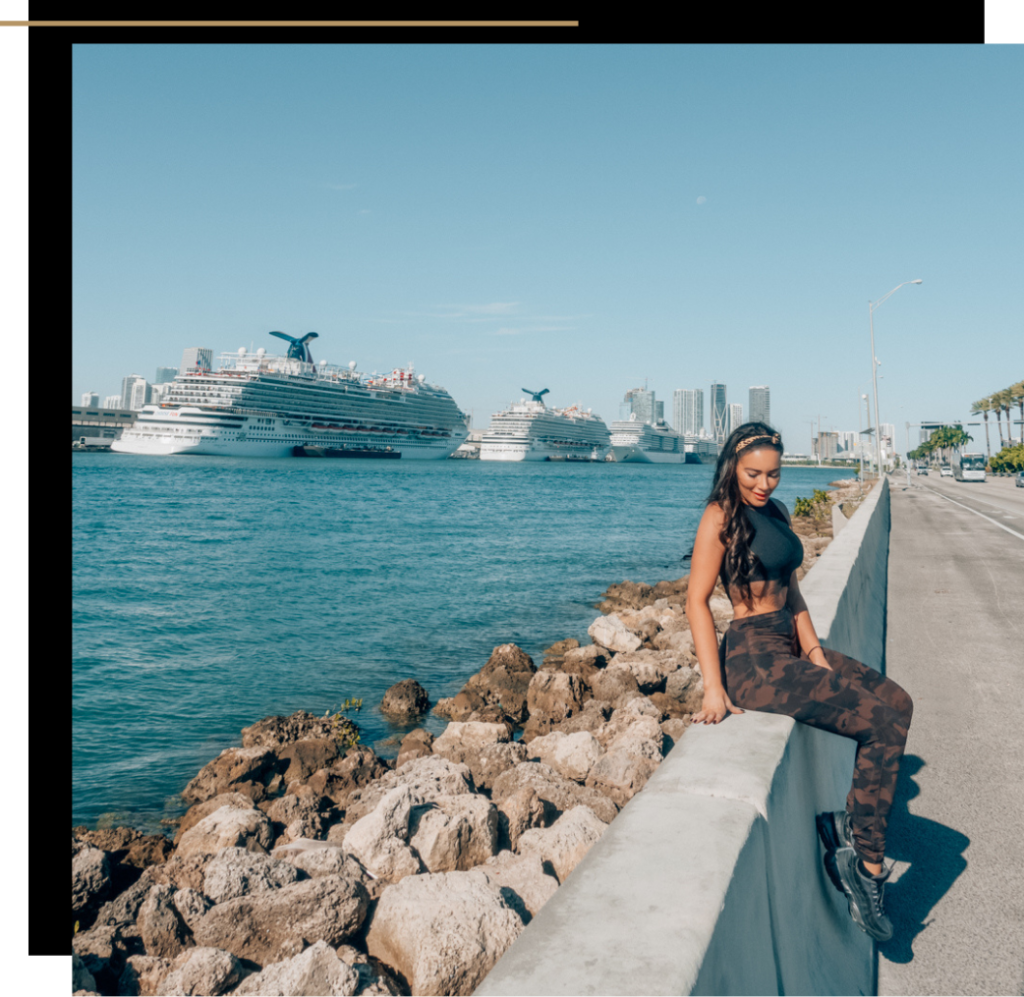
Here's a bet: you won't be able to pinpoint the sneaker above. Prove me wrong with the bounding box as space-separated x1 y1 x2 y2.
816 809 854 852
828 846 894 942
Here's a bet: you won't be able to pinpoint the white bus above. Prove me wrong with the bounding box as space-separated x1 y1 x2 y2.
952 451 987 482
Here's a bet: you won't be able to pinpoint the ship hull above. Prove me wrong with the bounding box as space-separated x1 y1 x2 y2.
112 434 460 459
610 446 685 464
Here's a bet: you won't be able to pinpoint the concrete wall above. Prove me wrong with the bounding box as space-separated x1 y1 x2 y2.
477 479 891 997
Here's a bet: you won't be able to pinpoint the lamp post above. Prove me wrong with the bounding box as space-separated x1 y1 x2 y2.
869 279 922 476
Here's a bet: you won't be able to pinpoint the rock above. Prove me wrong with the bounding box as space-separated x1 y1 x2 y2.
201 846 303 904
192 875 369 966
73 923 130 993
594 706 664 751
93 869 158 929
174 794 257 846
172 889 212 932
365 870 524 996
454 643 537 724
262 793 328 845
543 638 580 657
555 698 612 736
343 786 421 882
595 579 656 615
137 884 192 960
72 840 111 929
333 947 404 996
588 661 642 709
181 747 284 806
379 679 431 718
274 738 340 784
526 672 586 722
665 664 703 704
526 730 603 783
518 714 557 744
563 645 608 669
230 939 359 996
72 952 98 995
516 806 608 883
395 728 434 768
491 762 618 824
651 627 696 656
303 747 390 810
708 596 734 621
72 827 173 892
148 854 212 895
409 794 499 872
343 755 476 823
271 838 353 876
119 954 172 996
241 711 339 748
585 746 661 808
156 947 243 996
587 614 643 654
175 806 275 859
430 720 524 790
495 786 548 850
432 697 457 720
606 652 667 694
478 850 559 922
660 716 692 752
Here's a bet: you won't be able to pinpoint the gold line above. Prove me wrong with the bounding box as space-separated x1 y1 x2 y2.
0 20 578 27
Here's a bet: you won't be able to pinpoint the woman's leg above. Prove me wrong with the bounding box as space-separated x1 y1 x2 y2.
726 647 910 865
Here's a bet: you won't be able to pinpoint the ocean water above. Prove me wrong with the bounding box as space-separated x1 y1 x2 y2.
72 455 855 833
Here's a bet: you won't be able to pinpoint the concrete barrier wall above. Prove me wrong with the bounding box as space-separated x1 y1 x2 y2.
477 479 890 997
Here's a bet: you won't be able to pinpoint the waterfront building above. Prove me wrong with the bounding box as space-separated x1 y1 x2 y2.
121 374 147 411
727 403 743 437
155 366 179 384
710 382 727 442
655 400 664 423
673 389 704 436
749 385 770 425
180 347 213 372
838 430 860 453
81 392 99 408
150 383 173 405
812 432 840 460
621 388 656 424
103 394 122 409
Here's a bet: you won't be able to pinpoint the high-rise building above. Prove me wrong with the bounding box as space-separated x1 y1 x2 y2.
727 403 743 437
81 392 99 408
813 432 839 460
121 374 147 411
129 379 150 411
838 431 859 452
655 400 664 423
150 383 173 405
155 366 179 384
621 388 656 424
103 394 122 409
180 347 213 372
748 385 770 425
710 382 728 442
880 422 896 457
673 389 704 436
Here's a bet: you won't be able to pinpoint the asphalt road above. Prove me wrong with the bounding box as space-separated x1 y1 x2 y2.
877 472 1024 996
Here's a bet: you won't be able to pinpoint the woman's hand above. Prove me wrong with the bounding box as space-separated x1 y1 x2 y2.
691 686 745 725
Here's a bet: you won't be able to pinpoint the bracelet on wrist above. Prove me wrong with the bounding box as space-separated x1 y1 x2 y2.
807 645 823 656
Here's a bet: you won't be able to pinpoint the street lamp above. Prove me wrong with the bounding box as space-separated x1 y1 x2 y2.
869 279 922 476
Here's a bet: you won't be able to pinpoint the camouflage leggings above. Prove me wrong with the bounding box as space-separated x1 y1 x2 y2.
720 607 913 864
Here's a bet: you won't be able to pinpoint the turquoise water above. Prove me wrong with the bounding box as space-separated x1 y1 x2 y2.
72 456 854 833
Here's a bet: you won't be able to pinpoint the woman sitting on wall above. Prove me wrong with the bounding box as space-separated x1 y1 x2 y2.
685 421 913 943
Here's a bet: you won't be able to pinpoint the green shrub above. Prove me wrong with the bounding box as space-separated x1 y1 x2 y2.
323 698 363 750
793 488 831 520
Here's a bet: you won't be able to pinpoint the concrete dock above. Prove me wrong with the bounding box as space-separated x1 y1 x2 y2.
879 472 1024 996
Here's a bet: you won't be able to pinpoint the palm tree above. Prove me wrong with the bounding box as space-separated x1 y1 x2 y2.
971 397 993 459
992 392 1006 447
1011 380 1024 445
998 388 1015 447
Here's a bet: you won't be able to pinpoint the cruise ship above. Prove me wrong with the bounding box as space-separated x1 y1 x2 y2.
609 415 686 463
112 333 469 458
682 435 720 464
479 390 611 461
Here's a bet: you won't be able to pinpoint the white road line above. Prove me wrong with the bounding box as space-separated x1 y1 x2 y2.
921 485 1024 541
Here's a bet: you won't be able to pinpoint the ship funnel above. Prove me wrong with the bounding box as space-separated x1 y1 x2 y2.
269 330 319 364
522 388 550 404
349 361 357 370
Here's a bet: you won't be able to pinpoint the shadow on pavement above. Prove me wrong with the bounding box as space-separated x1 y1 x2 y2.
877 754 969 964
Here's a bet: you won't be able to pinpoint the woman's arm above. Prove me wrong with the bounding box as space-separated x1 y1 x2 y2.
786 571 831 670
685 503 744 724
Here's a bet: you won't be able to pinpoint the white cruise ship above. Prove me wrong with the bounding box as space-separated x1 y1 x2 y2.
479 390 611 462
682 435 720 464
112 333 469 458
609 416 686 463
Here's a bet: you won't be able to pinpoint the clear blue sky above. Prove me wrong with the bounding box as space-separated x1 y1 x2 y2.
72 44 1023 454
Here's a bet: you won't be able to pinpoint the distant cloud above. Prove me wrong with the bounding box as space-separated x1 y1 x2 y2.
696 195 707 204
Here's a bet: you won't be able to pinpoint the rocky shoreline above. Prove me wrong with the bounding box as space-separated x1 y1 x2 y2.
72 482 859 997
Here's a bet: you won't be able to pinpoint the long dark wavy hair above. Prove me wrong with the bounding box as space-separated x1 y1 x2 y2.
708 421 784 601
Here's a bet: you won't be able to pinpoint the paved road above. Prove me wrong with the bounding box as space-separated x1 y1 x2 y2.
878 472 1024 996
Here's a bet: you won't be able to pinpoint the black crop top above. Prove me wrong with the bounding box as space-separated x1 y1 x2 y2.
720 498 805 592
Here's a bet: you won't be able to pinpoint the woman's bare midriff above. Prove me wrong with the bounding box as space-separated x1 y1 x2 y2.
725 579 789 619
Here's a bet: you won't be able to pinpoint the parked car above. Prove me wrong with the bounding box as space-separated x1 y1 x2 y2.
940 466 953 477
917 467 928 475
1016 470 1024 488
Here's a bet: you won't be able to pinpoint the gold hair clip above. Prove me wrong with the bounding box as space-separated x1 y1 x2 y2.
735 433 780 453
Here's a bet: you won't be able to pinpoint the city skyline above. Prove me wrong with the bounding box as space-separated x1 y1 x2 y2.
71 46 1023 454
